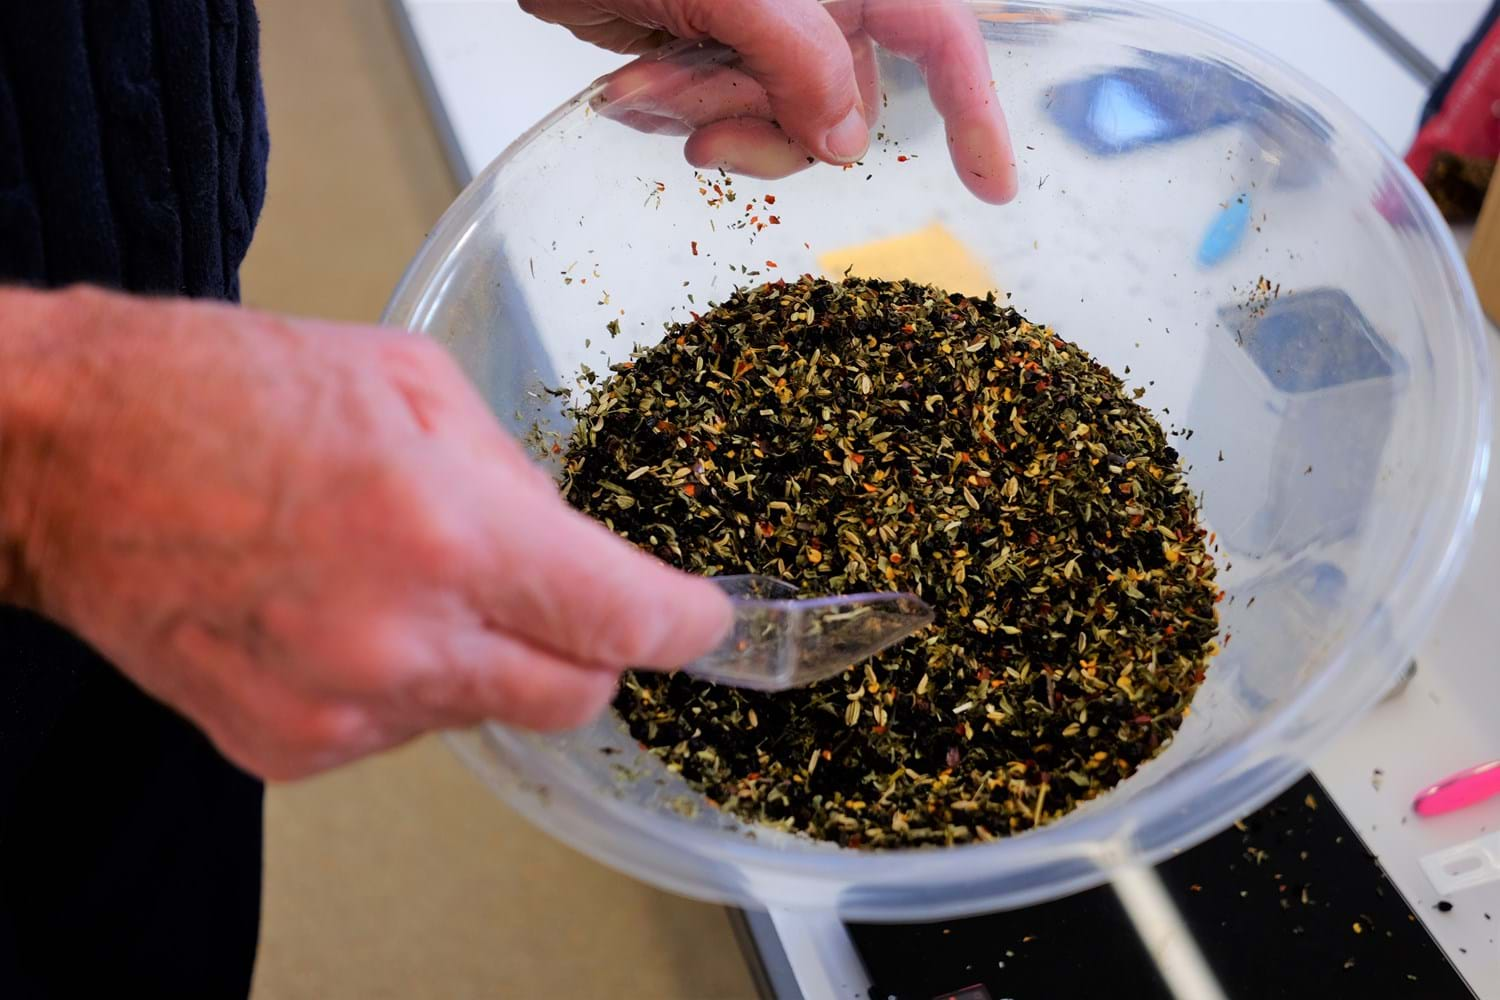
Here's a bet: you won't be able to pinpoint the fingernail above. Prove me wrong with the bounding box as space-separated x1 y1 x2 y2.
825 107 869 162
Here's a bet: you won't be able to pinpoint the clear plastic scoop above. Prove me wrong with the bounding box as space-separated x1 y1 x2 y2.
681 575 935 691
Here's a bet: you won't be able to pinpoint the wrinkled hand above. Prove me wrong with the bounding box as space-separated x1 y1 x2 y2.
3 287 730 780
522 0 1018 203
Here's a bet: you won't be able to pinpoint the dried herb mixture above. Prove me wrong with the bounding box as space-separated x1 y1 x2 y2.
562 275 1219 847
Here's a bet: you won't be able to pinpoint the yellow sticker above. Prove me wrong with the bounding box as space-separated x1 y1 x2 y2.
817 222 998 298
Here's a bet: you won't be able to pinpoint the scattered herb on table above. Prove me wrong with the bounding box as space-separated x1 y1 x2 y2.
561 275 1220 847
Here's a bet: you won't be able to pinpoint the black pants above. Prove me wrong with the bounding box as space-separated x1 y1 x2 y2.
0 610 263 998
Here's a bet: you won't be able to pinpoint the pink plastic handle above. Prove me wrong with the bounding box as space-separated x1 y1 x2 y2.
1413 760 1500 817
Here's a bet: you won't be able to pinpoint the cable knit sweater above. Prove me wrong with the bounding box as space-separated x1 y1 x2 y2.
0 2 268 991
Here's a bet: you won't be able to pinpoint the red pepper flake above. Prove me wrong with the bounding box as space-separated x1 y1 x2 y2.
1133 714 1152 724
551 443 562 454
765 260 778 268
764 194 776 204
682 483 696 496
768 215 781 225
897 155 909 162
750 215 759 225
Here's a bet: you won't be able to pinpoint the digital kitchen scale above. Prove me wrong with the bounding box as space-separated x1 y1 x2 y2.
731 773 1478 999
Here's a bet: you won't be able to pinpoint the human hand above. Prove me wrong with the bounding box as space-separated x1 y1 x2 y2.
0 287 730 780
521 0 1018 203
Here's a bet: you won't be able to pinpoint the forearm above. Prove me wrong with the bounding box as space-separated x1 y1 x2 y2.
0 285 86 609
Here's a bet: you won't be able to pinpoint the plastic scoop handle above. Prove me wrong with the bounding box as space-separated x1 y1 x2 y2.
680 575 934 691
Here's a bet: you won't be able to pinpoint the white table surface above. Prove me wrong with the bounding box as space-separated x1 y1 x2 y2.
393 1 1499 995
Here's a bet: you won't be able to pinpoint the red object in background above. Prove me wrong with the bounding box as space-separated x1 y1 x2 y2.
1413 759 1500 817
1407 11 1500 181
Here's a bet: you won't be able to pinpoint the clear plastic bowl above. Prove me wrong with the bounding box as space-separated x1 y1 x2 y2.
384 0 1490 920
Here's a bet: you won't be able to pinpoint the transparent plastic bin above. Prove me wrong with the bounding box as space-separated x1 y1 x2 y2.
384 0 1490 920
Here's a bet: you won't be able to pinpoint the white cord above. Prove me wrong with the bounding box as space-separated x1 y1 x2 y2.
1111 862 1229 1000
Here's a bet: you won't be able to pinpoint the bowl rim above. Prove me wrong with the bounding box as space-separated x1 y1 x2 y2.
387 0 1493 907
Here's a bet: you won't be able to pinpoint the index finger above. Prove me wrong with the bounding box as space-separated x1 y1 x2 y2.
863 0 1018 203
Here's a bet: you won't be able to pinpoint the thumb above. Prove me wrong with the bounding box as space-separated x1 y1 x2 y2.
487 481 734 671
673 0 869 163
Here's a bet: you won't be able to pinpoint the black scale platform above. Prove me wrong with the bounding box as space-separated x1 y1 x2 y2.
849 775 1475 999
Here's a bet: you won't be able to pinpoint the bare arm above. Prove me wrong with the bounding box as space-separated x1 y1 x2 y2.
0 286 66 609
0 285 730 779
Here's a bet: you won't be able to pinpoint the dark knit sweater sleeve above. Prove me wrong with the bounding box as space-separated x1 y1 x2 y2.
0 0 268 299
0 0 270 807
